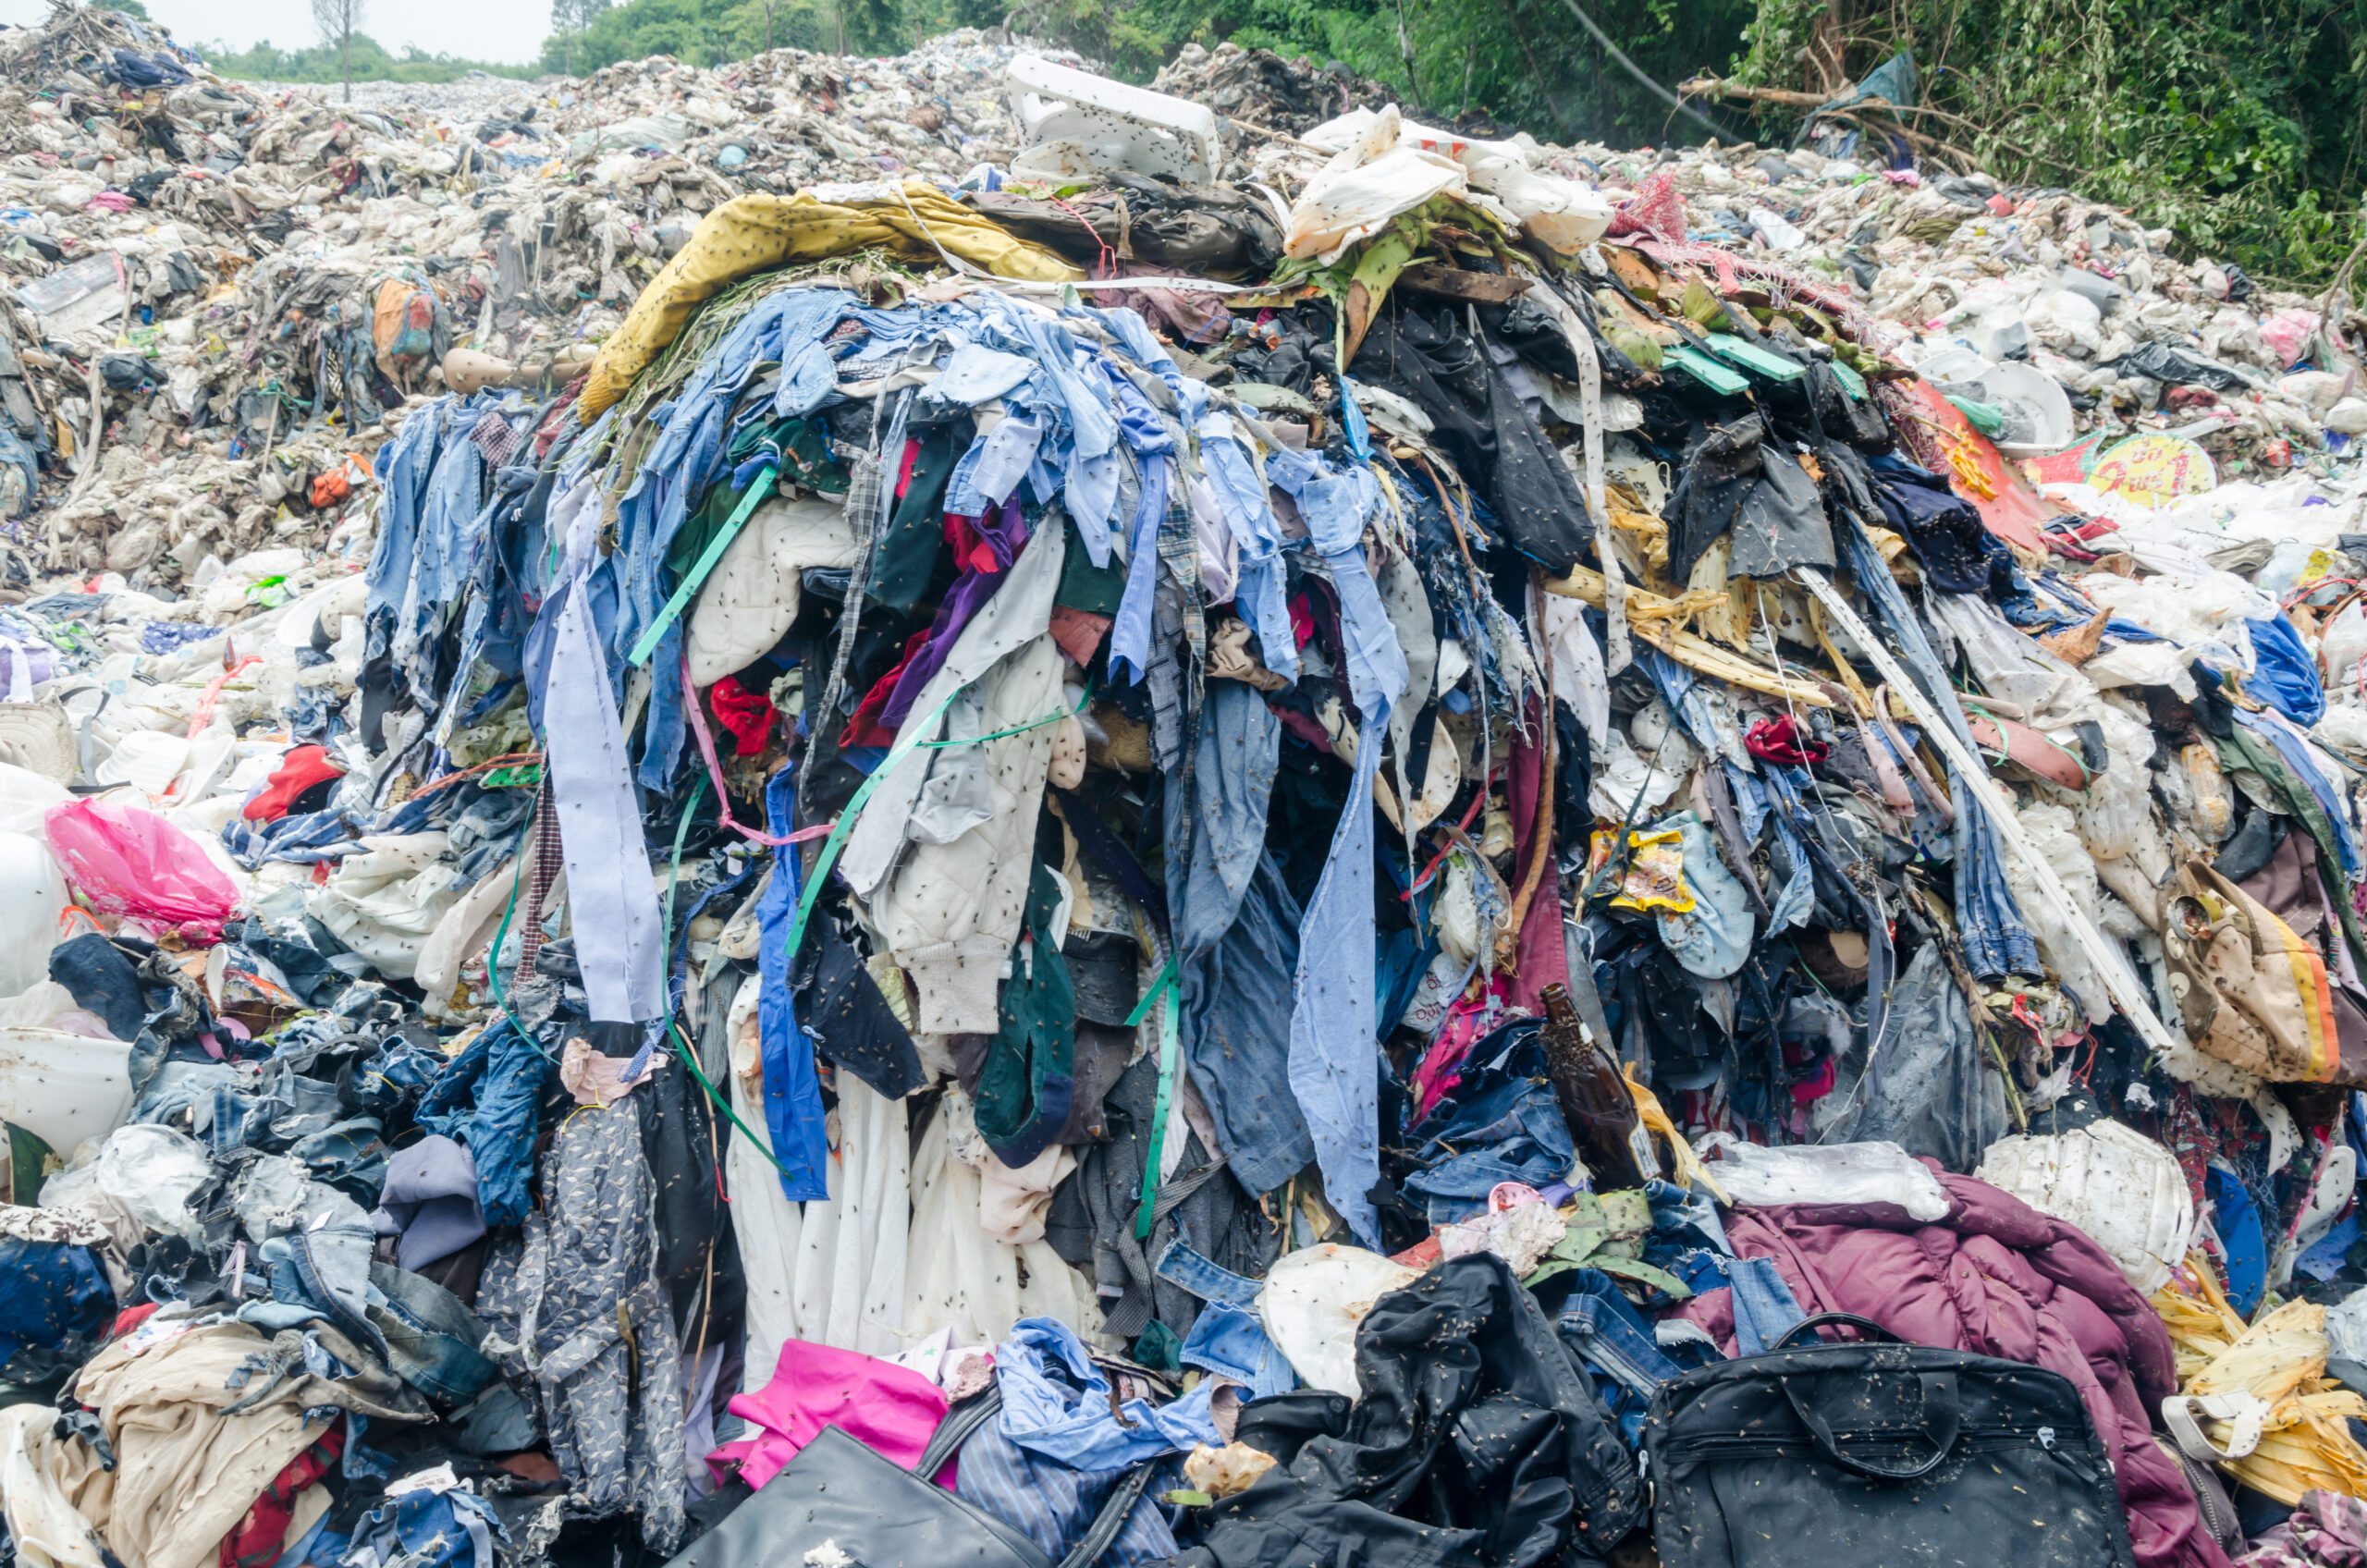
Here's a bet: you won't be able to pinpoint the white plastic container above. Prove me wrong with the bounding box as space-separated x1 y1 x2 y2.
1006 55 1218 186
0 1028 133 1156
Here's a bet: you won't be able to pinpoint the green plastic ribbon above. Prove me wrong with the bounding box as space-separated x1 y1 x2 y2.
780 680 1093 976
626 462 779 668
1129 956 1181 1240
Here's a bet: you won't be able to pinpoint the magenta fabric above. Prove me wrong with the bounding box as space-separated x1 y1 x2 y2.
1678 1167 2229 1568
705 1339 955 1491
1505 699 1570 1013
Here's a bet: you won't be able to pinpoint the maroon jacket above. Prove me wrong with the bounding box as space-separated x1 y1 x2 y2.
1679 1168 2230 1568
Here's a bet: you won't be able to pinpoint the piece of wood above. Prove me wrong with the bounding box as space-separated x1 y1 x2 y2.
1397 262 1532 304
1678 76 1829 109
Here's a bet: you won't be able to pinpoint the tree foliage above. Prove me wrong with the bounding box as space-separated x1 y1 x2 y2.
204 33 540 83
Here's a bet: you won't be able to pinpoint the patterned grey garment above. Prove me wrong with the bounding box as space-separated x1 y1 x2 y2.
2236 1491 2367 1568
478 1103 687 1553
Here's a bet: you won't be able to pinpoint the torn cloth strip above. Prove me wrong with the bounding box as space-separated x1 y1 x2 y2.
754 766 830 1201
542 496 666 1025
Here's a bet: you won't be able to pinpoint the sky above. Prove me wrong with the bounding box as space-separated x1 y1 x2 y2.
0 0 553 63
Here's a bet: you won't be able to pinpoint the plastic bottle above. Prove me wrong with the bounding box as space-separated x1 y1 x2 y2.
1540 983 1656 1189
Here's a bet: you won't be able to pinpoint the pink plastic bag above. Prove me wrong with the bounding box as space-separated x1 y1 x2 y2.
45 797 237 940
1607 169 1688 244
2261 307 2319 369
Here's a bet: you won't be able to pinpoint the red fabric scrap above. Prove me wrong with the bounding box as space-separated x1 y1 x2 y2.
708 676 778 758
945 512 1000 576
842 630 932 749
1744 714 1828 767
219 1421 345 1568
242 745 346 823
108 1302 160 1339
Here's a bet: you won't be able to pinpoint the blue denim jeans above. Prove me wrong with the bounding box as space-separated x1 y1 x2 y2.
1179 1303 1295 1400
1155 1241 1298 1400
1153 1240 1263 1306
366 1262 498 1406
1726 1255 1809 1355
1556 1268 1692 1448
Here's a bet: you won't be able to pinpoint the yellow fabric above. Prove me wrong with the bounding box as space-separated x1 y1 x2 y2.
1624 1064 1727 1203
1541 566 1834 707
2153 1256 2367 1503
579 181 1083 419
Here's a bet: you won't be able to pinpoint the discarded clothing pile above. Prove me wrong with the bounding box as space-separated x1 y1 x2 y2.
3 42 2367 1568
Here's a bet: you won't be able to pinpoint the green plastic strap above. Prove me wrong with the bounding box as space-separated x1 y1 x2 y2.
627 463 779 668
1663 345 1749 396
1702 331 1807 384
780 680 1094 976
1129 958 1181 1241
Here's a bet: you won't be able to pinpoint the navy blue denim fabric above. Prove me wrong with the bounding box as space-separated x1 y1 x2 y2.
1168 683 1314 1197
1402 1022 1573 1225
351 1031 445 1121
0 1237 113 1381
365 1262 499 1407
413 1015 556 1227
1555 1268 1691 1447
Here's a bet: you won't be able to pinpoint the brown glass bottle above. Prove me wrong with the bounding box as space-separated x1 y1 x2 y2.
1539 983 1657 1190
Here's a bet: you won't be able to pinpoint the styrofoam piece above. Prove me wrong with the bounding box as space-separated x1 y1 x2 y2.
1007 55 1217 186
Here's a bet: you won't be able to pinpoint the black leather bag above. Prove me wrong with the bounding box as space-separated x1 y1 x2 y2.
664 1389 1152 1568
1644 1313 2139 1568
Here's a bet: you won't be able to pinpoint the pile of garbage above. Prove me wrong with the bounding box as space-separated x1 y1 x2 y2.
0 6 1061 584
7 25 2367 1568
1148 42 1397 136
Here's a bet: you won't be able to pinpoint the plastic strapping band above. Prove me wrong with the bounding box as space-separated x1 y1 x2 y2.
1796 568 2179 1055
679 655 831 848
626 461 779 668
1129 956 1181 1240
779 678 1094 998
